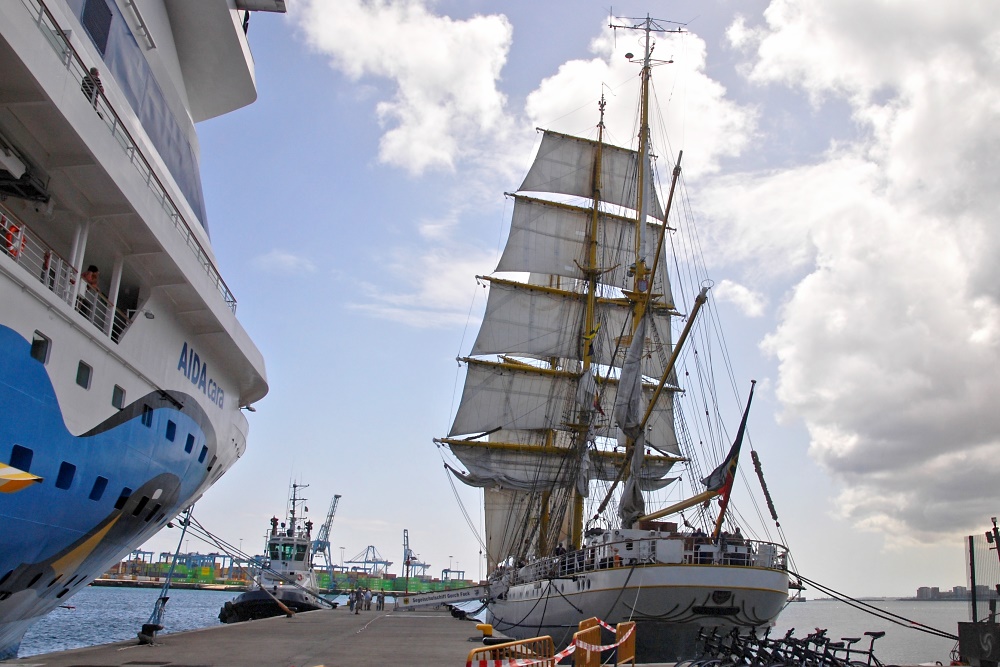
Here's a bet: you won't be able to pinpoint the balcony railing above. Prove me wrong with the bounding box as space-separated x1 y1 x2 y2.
2 208 134 342
504 534 789 585
15 0 238 313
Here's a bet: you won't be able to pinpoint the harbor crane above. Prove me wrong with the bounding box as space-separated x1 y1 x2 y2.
310 494 341 575
402 528 430 578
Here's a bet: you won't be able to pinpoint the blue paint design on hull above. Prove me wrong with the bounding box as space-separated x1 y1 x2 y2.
0 325 220 659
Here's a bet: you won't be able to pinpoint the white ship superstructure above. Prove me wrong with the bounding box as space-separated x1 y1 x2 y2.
0 0 277 658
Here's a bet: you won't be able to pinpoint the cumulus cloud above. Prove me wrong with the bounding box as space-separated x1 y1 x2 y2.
295 0 515 175
729 1 1000 544
253 249 317 274
713 279 766 318
348 245 493 329
525 27 756 181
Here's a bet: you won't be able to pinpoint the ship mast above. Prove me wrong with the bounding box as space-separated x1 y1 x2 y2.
595 15 687 527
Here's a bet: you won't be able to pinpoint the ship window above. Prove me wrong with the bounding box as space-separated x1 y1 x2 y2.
55 462 76 490
30 332 50 364
185 434 195 453
9 445 32 472
145 503 162 522
165 420 176 441
27 573 42 587
89 475 108 501
81 0 112 56
56 588 70 598
207 455 217 471
112 385 126 409
198 445 208 463
132 496 149 516
141 404 153 427
0 570 11 586
295 545 306 561
76 361 92 389
114 487 132 510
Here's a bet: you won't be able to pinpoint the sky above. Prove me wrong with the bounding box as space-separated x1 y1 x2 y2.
136 0 1000 599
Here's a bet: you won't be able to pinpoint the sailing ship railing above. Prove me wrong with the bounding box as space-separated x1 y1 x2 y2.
1 207 137 342
504 535 788 585
17 0 239 314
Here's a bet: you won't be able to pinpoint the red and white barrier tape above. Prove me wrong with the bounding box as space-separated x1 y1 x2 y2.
466 620 633 667
575 622 634 653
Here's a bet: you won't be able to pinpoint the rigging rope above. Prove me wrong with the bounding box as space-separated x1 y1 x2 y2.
790 571 959 641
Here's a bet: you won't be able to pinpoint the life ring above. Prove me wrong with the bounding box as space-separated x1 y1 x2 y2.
4 221 23 259
296 574 303 581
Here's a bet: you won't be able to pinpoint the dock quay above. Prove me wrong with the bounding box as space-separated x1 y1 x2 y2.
0 606 672 666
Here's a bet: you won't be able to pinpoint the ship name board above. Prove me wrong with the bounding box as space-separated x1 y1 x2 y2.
177 342 224 409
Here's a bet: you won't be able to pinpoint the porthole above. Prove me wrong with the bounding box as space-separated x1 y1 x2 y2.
165 420 176 441
112 385 126 409
55 461 76 490
76 361 92 389
132 496 149 516
198 445 208 463
144 503 162 522
114 487 132 510
30 331 50 364
9 444 32 472
89 475 108 501
184 434 195 453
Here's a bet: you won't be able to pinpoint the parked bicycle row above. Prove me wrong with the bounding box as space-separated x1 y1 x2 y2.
676 625 899 667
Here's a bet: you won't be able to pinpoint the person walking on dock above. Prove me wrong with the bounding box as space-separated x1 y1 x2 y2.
364 588 372 611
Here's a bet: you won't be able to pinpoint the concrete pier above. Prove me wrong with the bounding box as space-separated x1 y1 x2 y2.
2 607 486 666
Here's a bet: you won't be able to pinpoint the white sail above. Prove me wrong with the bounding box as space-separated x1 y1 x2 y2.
450 360 679 454
472 279 676 376
448 442 678 489
497 196 671 291
518 131 663 220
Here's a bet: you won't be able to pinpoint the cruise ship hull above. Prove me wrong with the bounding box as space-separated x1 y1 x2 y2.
0 0 271 658
487 563 789 663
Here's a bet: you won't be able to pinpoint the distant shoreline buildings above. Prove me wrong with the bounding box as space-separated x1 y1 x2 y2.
915 585 993 601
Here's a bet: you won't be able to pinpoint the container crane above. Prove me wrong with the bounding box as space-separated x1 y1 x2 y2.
311 494 341 575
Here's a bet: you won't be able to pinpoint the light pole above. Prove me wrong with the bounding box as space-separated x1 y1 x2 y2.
340 547 345 569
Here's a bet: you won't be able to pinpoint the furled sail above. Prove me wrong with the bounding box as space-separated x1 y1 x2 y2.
615 314 649 527
518 131 663 221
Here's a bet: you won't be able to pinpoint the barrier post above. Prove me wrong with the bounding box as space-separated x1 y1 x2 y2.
574 618 601 667
615 621 636 666
465 635 555 667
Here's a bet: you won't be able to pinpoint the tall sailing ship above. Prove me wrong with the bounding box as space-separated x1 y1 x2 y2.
0 0 274 658
435 15 790 662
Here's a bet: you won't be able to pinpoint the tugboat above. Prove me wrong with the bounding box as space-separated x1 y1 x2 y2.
219 483 326 623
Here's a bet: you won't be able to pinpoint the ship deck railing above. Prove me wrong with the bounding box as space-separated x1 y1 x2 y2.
16 0 238 314
506 534 789 584
1 206 135 342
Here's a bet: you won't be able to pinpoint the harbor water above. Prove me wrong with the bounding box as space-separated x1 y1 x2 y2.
19 588 966 663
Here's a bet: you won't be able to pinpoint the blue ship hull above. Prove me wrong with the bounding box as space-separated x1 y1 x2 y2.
0 325 217 659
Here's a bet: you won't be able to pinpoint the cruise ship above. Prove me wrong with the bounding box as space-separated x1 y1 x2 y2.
0 0 275 658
